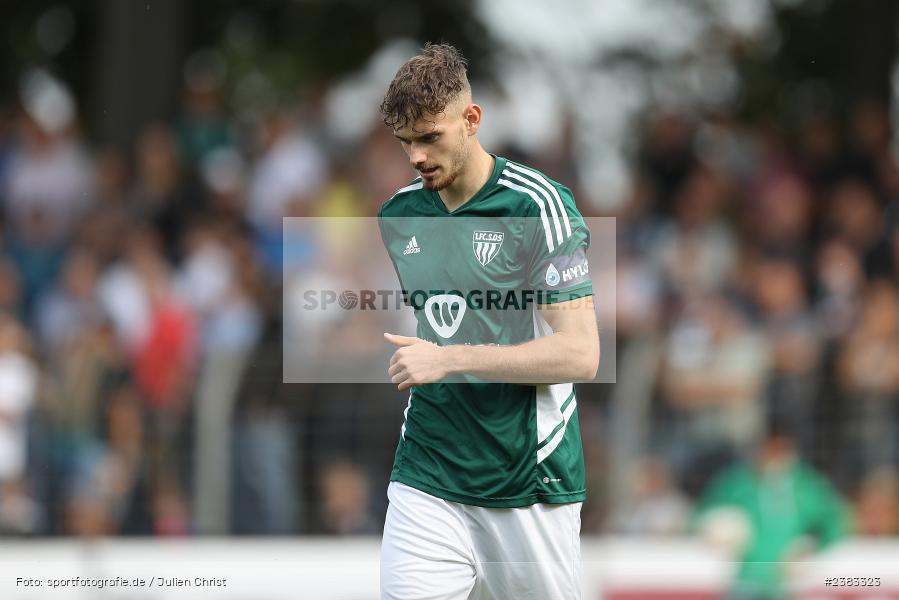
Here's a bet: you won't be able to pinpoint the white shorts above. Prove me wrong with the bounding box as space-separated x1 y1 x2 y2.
380 481 582 600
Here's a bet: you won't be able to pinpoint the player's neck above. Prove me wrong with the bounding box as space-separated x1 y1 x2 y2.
438 145 494 212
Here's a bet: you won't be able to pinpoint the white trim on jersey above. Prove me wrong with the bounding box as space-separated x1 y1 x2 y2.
500 169 564 245
400 392 413 440
537 394 577 464
497 177 555 252
533 307 577 465
392 180 423 198
536 382 574 447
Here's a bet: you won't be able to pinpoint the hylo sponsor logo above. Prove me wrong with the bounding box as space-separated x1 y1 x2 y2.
561 260 589 283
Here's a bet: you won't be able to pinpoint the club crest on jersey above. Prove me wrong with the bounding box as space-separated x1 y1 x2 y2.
472 231 504 266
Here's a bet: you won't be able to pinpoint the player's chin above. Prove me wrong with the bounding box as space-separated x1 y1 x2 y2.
421 177 444 191
423 173 454 192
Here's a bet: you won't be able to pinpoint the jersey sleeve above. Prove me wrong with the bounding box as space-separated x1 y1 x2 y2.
524 184 593 304
377 204 407 300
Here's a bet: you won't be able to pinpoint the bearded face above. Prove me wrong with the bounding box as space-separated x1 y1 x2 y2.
394 101 473 192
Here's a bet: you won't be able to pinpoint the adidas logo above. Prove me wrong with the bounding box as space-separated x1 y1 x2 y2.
403 236 421 255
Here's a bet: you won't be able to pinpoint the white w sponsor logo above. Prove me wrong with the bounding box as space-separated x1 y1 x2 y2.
472 230 504 266
424 294 466 339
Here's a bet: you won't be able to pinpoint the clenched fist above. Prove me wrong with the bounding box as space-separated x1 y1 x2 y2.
385 333 449 391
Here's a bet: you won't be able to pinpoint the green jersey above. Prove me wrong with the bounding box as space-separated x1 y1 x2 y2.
378 155 593 508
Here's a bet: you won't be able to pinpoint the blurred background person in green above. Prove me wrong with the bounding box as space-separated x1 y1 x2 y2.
696 413 852 600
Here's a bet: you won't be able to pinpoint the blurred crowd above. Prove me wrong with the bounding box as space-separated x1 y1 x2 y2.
0 65 412 537
604 100 899 541
0 54 898 544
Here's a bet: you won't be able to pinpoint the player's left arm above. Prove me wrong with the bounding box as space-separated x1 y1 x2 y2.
385 296 599 390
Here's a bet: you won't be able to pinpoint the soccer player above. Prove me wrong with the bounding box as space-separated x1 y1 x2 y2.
377 43 600 600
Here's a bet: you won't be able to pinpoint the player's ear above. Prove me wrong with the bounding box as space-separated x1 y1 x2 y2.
464 103 482 135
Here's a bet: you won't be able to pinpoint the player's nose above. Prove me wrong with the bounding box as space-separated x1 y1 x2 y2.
409 145 427 167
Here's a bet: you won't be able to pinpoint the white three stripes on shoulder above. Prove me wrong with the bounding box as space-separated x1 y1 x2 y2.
506 163 572 238
497 177 555 252
498 165 573 253
501 169 564 245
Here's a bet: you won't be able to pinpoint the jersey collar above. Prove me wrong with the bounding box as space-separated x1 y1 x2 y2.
430 154 506 215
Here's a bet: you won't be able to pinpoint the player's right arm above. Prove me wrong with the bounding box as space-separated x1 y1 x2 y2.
386 294 599 390
451 299 597 382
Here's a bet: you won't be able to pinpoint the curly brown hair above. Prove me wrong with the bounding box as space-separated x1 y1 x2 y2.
379 42 469 131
